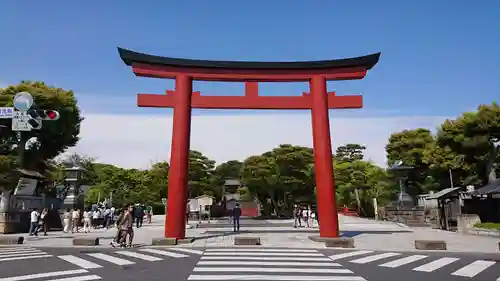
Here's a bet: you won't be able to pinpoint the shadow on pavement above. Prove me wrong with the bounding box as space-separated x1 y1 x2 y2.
194 229 413 241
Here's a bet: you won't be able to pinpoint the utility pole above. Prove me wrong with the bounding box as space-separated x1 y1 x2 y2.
17 132 26 169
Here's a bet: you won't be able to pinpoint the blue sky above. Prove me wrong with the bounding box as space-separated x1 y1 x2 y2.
0 1 498 117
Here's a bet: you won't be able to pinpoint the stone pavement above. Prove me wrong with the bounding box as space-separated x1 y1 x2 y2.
1 215 499 253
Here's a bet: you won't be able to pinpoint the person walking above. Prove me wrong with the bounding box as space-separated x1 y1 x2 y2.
111 208 125 247
231 203 242 232
29 208 39 236
118 205 134 247
39 208 49 236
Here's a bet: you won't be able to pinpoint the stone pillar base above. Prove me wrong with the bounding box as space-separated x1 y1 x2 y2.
0 212 22 234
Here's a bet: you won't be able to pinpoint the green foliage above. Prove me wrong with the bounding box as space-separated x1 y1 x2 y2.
386 102 500 193
0 81 82 190
335 144 366 162
473 222 500 230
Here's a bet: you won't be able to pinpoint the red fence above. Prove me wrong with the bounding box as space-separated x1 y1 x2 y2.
336 207 359 217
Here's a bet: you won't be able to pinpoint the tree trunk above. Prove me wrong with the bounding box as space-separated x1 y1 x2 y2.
0 189 11 212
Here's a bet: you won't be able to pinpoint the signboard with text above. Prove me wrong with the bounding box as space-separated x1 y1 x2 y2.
0 107 14 119
12 111 31 131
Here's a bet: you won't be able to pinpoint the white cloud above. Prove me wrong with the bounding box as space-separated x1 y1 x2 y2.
65 113 448 169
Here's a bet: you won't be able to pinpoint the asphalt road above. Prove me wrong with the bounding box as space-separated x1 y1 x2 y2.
318 248 500 281
1 246 499 281
0 246 201 281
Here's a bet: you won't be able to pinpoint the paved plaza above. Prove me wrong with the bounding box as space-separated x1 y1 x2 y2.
3 215 499 253
1 215 500 280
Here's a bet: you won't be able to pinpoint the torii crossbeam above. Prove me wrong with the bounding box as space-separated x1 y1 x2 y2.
118 47 381 239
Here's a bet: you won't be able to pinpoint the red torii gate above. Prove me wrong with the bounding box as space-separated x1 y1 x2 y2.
118 48 380 239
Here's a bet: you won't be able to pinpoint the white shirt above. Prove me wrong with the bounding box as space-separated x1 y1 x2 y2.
72 211 79 219
302 210 309 218
93 210 100 219
30 211 39 223
83 211 90 219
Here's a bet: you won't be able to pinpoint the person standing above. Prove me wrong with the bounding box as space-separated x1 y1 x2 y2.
302 207 310 228
83 209 91 233
146 206 153 224
231 203 242 232
103 206 111 229
108 206 116 228
134 205 144 228
62 209 71 233
29 208 39 236
293 205 302 228
71 209 80 233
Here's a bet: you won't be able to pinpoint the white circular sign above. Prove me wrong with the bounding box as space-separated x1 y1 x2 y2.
13 92 34 111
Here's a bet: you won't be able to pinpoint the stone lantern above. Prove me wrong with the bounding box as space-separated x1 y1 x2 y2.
61 166 86 211
388 160 415 208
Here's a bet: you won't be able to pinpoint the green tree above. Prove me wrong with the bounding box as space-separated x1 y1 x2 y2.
335 144 366 162
434 103 500 186
0 82 82 211
334 160 392 217
147 161 169 200
385 129 437 195
240 144 315 216
188 150 216 198
0 81 82 189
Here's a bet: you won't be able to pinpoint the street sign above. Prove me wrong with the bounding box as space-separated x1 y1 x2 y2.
0 107 14 119
12 111 31 131
13 92 33 111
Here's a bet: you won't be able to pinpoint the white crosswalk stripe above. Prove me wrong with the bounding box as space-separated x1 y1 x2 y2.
204 252 323 256
188 248 367 281
115 251 163 261
169 248 203 255
140 248 188 258
58 255 103 269
0 247 52 262
326 249 499 279
349 252 401 264
450 260 496 278
379 255 428 268
0 269 100 281
328 250 374 261
57 248 198 269
412 257 459 272
86 253 135 265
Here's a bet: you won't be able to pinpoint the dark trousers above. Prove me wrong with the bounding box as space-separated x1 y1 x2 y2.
136 216 143 228
104 215 110 228
232 216 240 231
